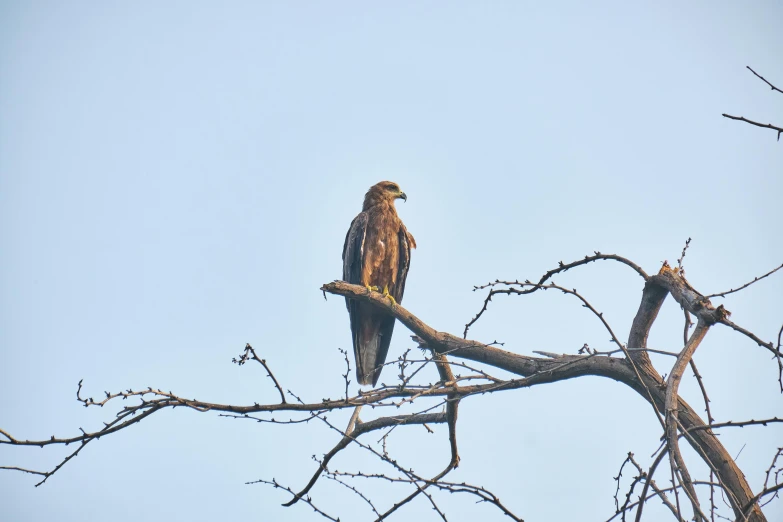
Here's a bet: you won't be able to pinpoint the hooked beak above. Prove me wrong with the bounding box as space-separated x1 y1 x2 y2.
399 192 407 202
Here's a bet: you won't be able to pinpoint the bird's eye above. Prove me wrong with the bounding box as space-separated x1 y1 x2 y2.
387 185 399 191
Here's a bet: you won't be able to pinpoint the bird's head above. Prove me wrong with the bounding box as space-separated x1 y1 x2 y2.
363 181 407 210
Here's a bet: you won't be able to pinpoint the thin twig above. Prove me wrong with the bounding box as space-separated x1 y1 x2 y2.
607 481 722 522
706 262 783 299
282 410 446 507
747 66 783 94
635 448 682 522
677 238 692 270
326 474 381 517
721 114 783 141
234 344 287 404
687 417 783 432
464 252 649 337
689 359 714 425
246 478 339 521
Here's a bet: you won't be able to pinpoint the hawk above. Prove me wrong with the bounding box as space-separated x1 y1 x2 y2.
342 181 416 386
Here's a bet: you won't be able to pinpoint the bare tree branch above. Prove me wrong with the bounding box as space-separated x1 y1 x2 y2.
247 478 340 521
322 278 768 521
614 452 680 520
464 252 649 337
665 320 712 521
326 473 381 518
283 410 447 507
3 249 779 521
689 358 714 425
677 237 692 270
609 480 721 522
706 262 783 299
722 114 783 141
233 343 287 403
329 471 524 521
746 66 783 94
687 418 783 432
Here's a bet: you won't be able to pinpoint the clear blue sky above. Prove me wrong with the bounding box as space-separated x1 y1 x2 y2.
1 2 781 521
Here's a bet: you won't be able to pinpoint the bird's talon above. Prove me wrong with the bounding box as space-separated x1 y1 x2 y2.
382 285 397 305
365 285 380 292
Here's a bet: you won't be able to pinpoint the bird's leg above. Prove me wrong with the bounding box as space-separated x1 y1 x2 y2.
365 284 380 292
382 285 397 305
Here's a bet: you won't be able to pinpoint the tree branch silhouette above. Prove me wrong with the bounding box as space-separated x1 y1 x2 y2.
723 66 783 140
2 252 781 521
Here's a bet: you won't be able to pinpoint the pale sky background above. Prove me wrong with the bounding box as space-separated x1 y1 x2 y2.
1 2 781 521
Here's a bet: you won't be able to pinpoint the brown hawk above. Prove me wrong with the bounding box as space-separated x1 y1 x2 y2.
342 181 416 386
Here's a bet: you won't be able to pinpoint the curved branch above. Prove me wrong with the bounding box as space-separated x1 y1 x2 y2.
234 343 287 403
464 252 649 337
2 274 772 521
283 410 447 507
665 320 711 521
323 280 767 521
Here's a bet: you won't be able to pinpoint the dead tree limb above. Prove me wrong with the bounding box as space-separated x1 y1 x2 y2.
322 264 769 521
723 66 783 140
3 252 778 521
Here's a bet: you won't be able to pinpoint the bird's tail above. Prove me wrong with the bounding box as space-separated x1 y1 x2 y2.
355 321 381 386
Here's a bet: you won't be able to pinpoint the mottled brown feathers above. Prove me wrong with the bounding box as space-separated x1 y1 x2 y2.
342 181 415 386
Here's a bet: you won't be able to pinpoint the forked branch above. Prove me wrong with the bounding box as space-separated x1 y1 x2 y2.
723 66 783 140
2 251 778 521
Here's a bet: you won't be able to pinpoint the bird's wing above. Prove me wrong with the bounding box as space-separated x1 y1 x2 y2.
342 212 368 292
343 212 378 384
391 224 414 304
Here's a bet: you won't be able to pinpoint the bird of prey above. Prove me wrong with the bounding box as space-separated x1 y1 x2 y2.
342 181 416 386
